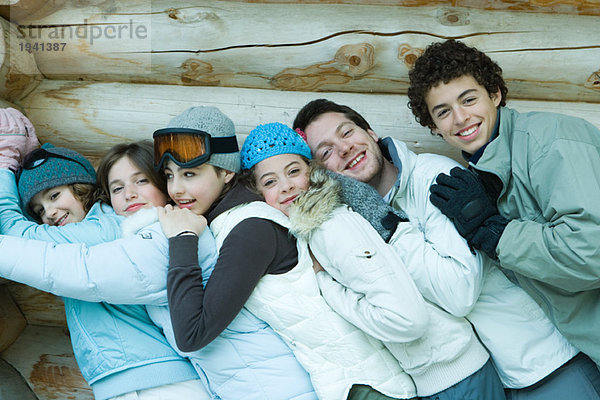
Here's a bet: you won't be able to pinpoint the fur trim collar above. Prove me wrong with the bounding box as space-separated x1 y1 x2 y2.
121 207 159 237
288 168 342 241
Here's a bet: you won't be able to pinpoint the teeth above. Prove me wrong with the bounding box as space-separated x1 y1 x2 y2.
458 126 477 137
348 153 364 168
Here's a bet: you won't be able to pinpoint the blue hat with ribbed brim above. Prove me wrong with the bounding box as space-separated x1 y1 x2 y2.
241 122 312 170
18 143 96 214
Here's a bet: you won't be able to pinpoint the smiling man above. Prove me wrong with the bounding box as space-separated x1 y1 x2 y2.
407 39 600 383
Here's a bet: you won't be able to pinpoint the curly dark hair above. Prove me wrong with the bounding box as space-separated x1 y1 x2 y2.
407 39 508 131
293 99 372 133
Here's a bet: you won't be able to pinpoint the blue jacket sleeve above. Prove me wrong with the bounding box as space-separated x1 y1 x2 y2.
0 222 181 305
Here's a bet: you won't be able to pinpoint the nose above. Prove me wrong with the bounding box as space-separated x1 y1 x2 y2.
168 175 184 196
44 205 58 221
337 139 353 158
124 184 137 200
453 106 469 126
280 177 294 193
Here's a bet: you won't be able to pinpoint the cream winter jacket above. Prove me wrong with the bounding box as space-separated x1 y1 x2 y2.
289 169 489 397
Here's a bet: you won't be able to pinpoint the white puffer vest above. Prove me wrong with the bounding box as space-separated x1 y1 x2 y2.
210 201 417 400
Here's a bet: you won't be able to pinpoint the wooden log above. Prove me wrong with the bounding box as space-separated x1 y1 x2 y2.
12 2 600 103
0 285 26 352
0 358 37 400
2 325 93 400
18 80 600 166
0 16 42 101
5 282 66 327
0 0 66 22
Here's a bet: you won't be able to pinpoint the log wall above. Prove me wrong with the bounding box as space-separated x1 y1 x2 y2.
0 1 599 399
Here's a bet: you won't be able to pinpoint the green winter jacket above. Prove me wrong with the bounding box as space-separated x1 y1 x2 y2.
470 106 600 366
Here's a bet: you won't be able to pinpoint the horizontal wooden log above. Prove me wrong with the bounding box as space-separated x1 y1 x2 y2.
0 17 42 101
12 1 600 103
18 80 600 166
5 282 66 327
0 286 26 352
2 325 92 400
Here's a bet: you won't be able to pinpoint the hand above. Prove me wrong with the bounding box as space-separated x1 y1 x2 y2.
429 167 498 238
468 214 509 259
157 204 207 238
0 108 40 172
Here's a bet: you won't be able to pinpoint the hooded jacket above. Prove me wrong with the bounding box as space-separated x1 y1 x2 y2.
288 168 489 397
380 137 579 387
470 107 600 365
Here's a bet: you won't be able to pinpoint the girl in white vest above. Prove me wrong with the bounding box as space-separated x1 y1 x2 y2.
241 122 505 400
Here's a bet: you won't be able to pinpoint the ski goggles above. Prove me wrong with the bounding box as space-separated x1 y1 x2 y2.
16 148 90 183
153 127 239 170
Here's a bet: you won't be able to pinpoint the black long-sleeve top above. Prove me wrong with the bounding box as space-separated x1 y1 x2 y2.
167 183 298 352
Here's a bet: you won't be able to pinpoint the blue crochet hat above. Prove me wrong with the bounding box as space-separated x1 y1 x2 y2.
241 122 312 170
18 143 96 213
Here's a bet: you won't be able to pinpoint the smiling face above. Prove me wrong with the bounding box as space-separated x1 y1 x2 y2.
30 185 87 226
164 160 235 216
426 75 502 155
108 156 169 216
304 112 396 194
254 153 310 216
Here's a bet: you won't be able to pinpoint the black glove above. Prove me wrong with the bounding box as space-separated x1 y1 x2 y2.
429 167 498 239
468 214 509 259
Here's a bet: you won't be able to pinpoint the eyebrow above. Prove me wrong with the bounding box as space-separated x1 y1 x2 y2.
314 121 354 152
109 171 143 188
430 88 478 114
258 161 300 181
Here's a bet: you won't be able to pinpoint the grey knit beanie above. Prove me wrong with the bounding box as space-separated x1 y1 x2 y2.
18 143 96 214
167 106 240 173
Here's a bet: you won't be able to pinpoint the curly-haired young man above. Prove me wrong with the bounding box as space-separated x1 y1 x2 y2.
408 39 600 391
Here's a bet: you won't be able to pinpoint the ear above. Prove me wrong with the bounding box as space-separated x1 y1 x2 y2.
366 128 379 142
223 170 236 184
490 88 502 107
429 124 443 138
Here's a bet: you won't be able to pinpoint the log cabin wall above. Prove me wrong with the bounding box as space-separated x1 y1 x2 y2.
0 1 598 399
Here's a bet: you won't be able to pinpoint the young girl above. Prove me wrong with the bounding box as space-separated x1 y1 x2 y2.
0 110 208 400
240 122 504 399
157 118 419 399
0 107 317 400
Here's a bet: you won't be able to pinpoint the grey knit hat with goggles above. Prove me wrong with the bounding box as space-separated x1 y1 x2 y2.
18 143 96 217
165 106 240 173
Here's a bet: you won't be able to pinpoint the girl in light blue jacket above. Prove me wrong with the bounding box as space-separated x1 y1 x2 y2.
0 110 209 400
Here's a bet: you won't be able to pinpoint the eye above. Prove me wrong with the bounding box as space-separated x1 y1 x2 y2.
463 96 477 105
319 148 332 161
33 206 45 218
183 171 195 178
164 172 173 180
436 108 450 119
136 177 149 185
262 178 276 188
49 191 60 201
289 167 300 176
342 128 353 137
111 186 123 194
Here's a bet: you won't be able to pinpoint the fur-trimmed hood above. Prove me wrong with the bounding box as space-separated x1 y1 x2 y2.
288 168 343 241
120 207 159 237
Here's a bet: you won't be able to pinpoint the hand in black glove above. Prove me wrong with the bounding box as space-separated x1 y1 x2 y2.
468 214 509 259
429 167 498 238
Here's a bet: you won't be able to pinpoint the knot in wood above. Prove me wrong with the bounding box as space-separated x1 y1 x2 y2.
334 43 374 77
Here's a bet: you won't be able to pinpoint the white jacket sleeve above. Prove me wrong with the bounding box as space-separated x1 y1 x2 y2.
311 207 428 343
393 154 484 317
0 223 170 305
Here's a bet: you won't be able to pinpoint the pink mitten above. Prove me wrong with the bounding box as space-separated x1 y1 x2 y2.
0 108 40 172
